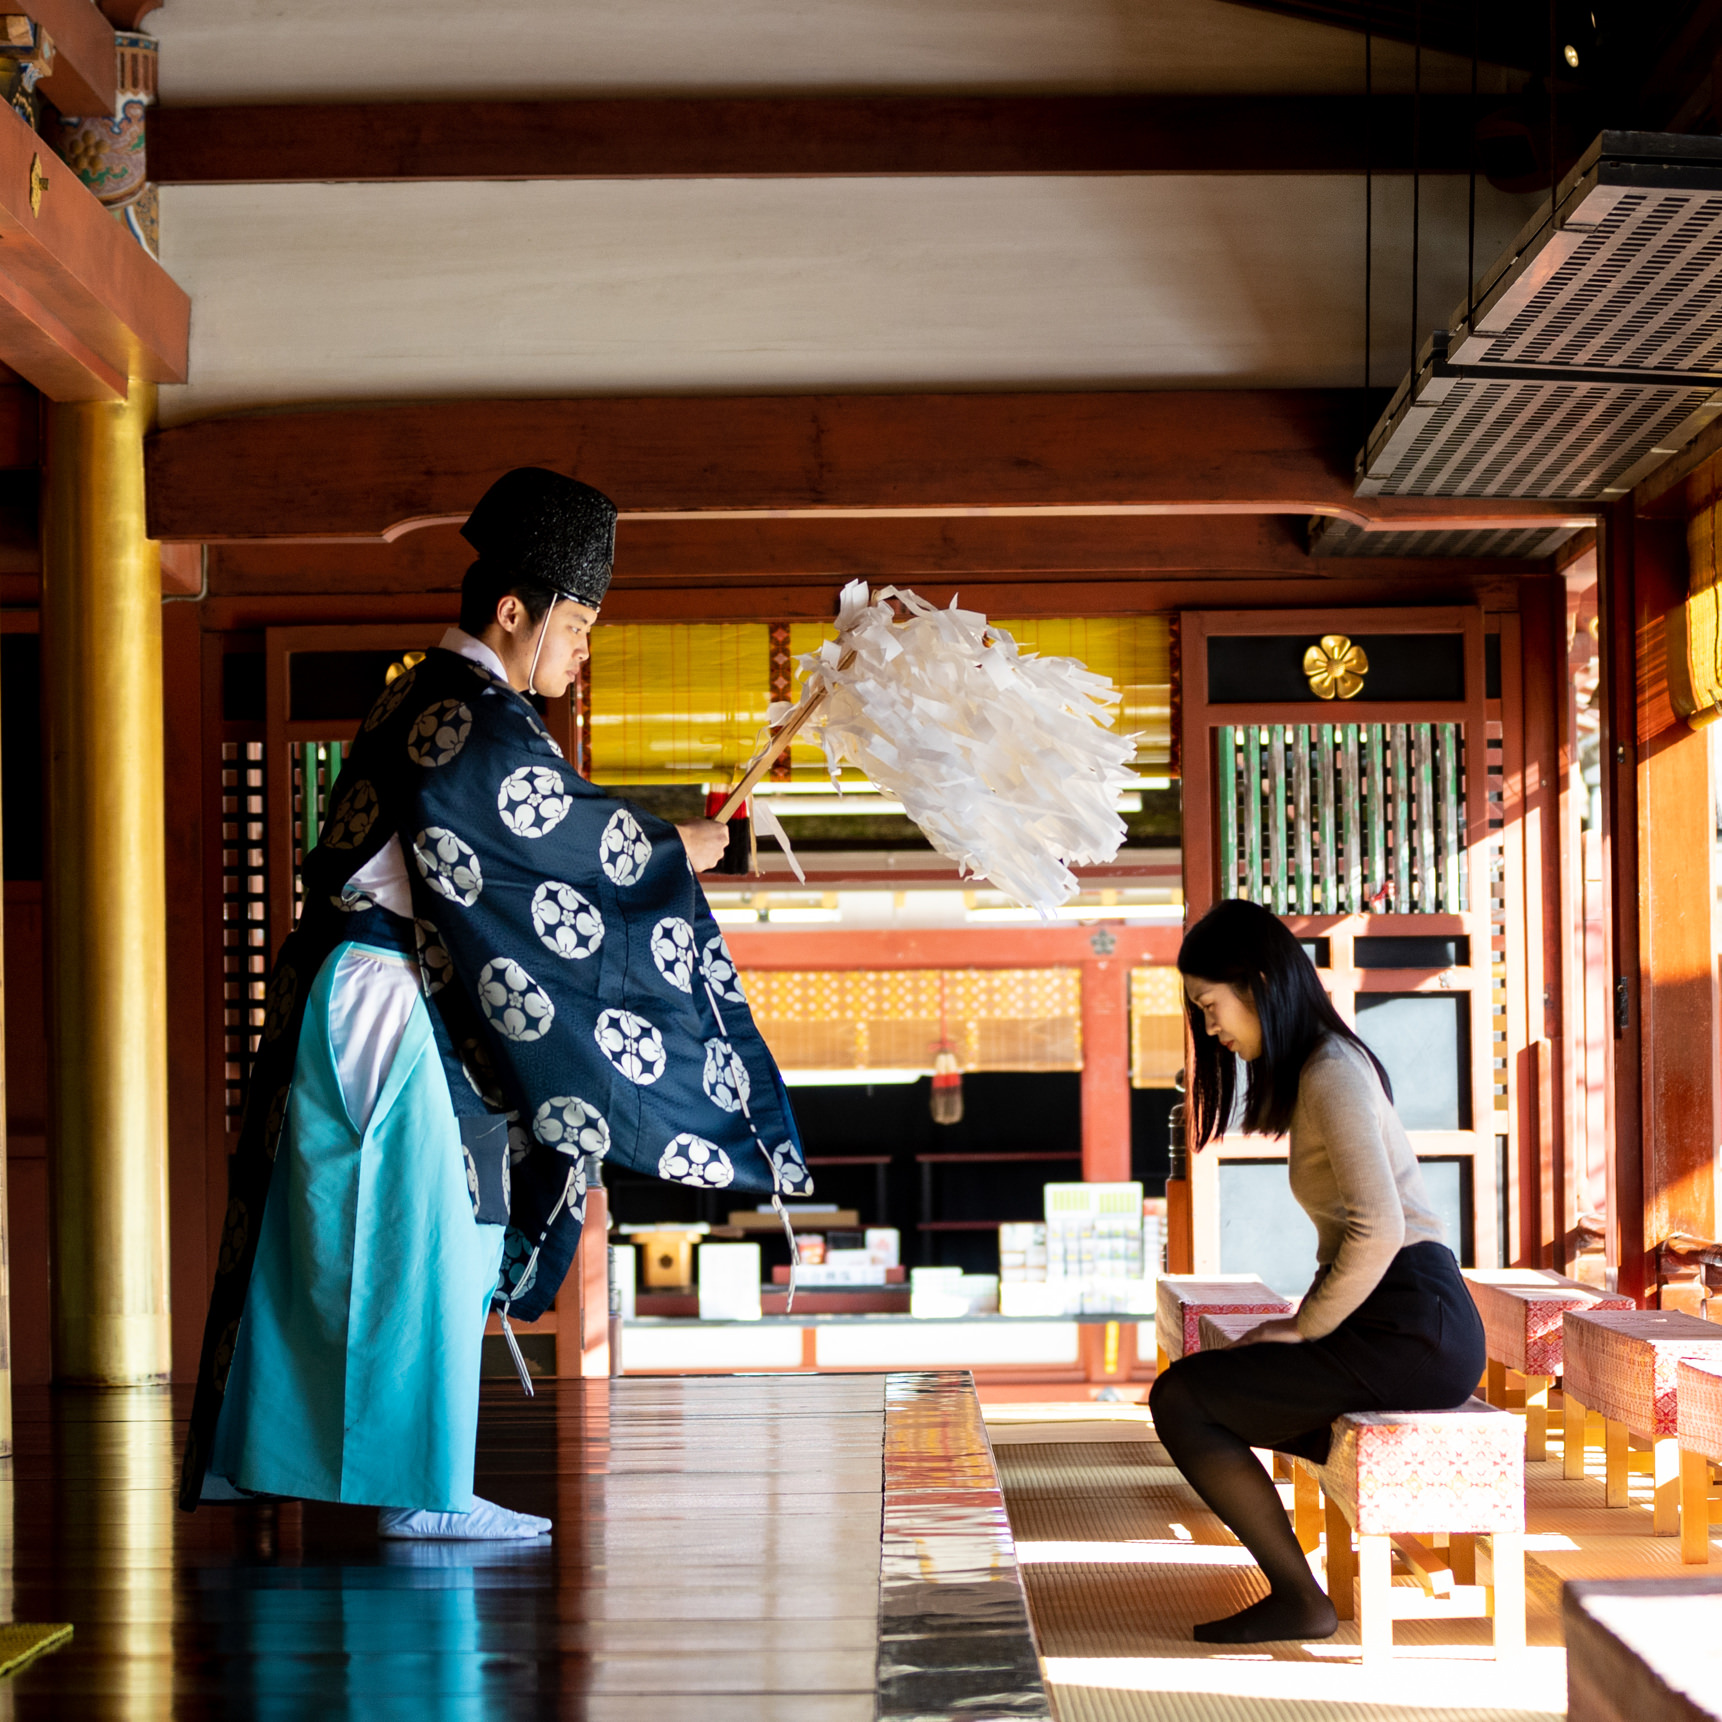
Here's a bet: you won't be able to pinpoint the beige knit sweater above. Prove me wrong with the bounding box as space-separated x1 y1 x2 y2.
1288 1035 1445 1340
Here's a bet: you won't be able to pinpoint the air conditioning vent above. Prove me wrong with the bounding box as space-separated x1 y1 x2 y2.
1308 519 1581 559
1357 132 1722 501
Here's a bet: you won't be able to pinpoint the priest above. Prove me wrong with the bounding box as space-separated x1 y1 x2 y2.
181 468 810 1537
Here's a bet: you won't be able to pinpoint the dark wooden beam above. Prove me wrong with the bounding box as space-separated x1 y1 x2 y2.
0 99 187 398
145 391 1597 545
205 513 1549 599
148 93 1490 184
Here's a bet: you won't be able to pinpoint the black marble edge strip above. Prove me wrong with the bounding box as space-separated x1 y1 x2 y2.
874 1371 1053 1722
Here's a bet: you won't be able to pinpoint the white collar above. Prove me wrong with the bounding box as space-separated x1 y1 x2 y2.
438 626 511 687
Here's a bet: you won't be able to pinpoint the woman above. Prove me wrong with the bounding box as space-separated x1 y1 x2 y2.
1148 898 1485 1644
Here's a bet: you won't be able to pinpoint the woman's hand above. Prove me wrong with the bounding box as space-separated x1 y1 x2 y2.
675 818 729 873
1235 1315 1304 1346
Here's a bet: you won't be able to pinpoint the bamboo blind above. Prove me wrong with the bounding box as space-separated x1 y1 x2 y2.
1130 966 1186 1089
583 616 1174 783
738 968 1083 1071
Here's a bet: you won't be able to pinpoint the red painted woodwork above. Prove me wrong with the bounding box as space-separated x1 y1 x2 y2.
1081 955 1132 1182
97 0 159 25
27 0 117 119
0 99 188 399
0 383 38 469
143 392 1595 544
3 883 47 1386
148 93 1486 184
1599 506 1645 1300
1624 515 1718 1299
724 926 1179 970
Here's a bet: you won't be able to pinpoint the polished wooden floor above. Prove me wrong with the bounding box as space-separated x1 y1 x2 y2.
0 1372 1050 1719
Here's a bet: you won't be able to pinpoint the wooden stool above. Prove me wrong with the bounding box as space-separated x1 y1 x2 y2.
1154 1274 1288 1373
1566 1576 1722 1722
1678 1358 1722 1565
1195 1310 1321 1550
1464 1269 1632 1464
1317 1399 1525 1662
1562 1309 1722 1537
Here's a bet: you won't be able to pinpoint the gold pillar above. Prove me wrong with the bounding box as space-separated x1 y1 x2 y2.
41 384 171 1384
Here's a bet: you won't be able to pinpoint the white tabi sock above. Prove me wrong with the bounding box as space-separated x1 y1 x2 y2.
377 1496 552 1540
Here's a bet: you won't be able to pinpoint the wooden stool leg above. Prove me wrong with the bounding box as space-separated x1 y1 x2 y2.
1357 1534 1392 1662
1486 1359 1508 1408
1293 1462 1321 1554
1448 1533 1476 1586
1606 1418 1630 1507
1681 1446 1712 1564
1489 1531 1525 1657
1324 1494 1356 1621
1654 1437 1682 1537
1523 1375 1553 1463
1563 1392 1588 1480
1156 1346 1169 1374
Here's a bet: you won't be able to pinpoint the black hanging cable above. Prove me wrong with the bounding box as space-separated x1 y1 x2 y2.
1411 0 1422 380
1466 0 1479 331
1364 7 1373 399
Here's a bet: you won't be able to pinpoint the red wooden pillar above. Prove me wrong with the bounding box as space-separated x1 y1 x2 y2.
1080 952 1130 1182
1600 506 1719 1303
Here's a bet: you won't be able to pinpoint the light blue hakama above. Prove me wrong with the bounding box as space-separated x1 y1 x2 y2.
210 941 505 1511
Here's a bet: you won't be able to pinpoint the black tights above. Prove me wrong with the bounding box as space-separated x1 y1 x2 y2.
1147 1367 1338 1644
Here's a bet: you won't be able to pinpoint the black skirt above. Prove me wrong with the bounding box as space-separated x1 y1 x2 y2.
1152 1240 1487 1464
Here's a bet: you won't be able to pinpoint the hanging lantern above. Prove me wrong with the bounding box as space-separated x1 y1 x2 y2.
929 974 964 1125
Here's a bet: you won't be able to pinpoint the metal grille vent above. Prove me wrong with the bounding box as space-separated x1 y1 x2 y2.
1308 519 1581 558
1359 132 1722 500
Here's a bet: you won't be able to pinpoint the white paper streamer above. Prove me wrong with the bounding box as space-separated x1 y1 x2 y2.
797 582 1136 914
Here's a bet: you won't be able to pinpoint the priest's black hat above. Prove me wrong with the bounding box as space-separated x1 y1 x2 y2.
461 467 617 607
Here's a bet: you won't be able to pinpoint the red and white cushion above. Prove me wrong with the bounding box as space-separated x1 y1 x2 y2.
1563 1310 1722 1439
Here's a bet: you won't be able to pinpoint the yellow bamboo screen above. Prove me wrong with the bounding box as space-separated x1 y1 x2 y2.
587 623 771 784
738 968 1083 1071
1684 464 1722 723
583 616 1175 783
1131 966 1186 1088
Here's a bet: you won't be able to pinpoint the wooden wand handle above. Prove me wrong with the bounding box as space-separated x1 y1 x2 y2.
714 649 856 823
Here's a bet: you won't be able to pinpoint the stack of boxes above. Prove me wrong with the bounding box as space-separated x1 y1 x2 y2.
999 1183 1159 1316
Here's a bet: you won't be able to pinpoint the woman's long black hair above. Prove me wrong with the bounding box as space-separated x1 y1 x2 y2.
1178 898 1391 1148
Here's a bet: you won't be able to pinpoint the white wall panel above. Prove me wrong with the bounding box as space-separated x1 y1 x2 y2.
151 0 1504 104
157 175 1537 426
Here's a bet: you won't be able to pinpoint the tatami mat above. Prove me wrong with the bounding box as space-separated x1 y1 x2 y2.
990 1401 1722 1722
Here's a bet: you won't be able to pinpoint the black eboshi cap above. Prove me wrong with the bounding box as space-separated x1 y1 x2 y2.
460 467 618 607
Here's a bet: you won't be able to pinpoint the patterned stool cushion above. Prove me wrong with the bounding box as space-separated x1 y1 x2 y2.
1678 1358 1722 1464
1156 1275 1289 1365
1318 1399 1524 1536
1197 1310 1278 1352
1563 1310 1722 1439
1465 1269 1634 1375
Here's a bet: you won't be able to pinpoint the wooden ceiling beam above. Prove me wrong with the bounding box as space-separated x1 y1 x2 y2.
22 0 115 119
144 391 1597 544
148 93 1489 184
0 99 187 399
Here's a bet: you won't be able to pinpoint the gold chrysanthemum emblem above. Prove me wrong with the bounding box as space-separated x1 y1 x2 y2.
1303 634 1369 700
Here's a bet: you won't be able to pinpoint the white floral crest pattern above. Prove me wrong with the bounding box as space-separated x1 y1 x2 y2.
531 881 604 959
412 827 484 905
599 808 652 886
331 886 375 914
701 1039 751 1114
414 918 453 994
407 699 473 767
650 916 696 991
498 765 573 838
659 1133 734 1188
478 956 556 1042
363 665 418 731
700 932 747 1003
322 779 380 850
769 1140 814 1197
594 1008 667 1085
533 1095 611 1160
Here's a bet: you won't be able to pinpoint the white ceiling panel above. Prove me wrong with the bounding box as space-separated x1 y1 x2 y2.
151 0 1510 103
157 175 1538 426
